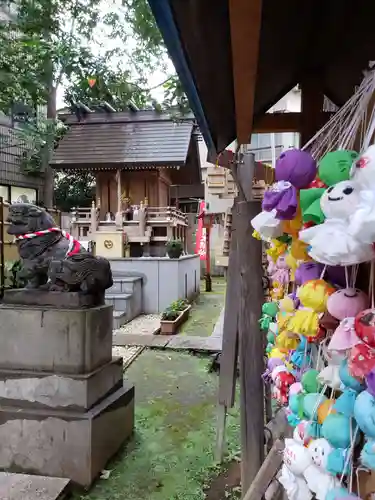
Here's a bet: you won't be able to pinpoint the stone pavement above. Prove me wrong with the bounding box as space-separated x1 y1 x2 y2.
112 279 225 352
113 307 224 352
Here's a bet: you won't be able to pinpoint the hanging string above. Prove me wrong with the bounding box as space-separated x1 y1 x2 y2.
309 383 328 426
345 266 350 288
349 421 355 493
319 265 327 280
302 70 375 156
369 260 375 308
351 264 359 288
339 423 359 485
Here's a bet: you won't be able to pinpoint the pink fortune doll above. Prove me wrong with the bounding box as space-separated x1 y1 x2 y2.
327 288 369 352
327 288 369 321
272 254 290 287
267 254 277 275
328 318 360 352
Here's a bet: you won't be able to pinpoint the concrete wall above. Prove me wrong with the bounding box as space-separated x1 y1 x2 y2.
109 255 201 313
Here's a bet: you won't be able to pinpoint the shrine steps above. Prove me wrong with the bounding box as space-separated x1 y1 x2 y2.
105 276 143 329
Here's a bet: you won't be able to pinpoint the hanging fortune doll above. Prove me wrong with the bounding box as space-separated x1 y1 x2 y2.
287 280 335 339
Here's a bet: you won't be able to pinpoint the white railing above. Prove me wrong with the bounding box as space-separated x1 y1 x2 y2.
69 205 188 242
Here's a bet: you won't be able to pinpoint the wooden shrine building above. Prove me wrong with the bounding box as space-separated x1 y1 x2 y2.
50 108 203 256
51 108 202 217
147 0 375 496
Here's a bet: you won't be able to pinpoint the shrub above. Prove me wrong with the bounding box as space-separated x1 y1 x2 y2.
4 260 26 289
161 299 189 320
165 239 183 259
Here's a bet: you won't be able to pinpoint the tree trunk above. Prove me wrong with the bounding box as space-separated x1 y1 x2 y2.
42 82 56 208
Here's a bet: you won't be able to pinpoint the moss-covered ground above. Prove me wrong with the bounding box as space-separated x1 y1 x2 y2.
179 277 226 337
73 278 240 500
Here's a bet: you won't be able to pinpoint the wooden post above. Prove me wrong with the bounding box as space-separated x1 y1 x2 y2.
242 439 284 500
237 198 265 494
205 224 212 292
115 169 122 229
216 201 239 462
229 0 263 144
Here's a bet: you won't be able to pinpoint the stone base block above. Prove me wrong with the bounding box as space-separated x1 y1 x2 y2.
0 358 123 411
3 289 104 309
0 384 134 488
0 304 113 374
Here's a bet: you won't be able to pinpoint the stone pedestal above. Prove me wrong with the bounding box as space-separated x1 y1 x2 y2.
0 292 135 488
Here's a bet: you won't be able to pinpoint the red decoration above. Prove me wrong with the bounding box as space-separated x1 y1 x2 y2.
349 343 375 378
354 308 375 348
302 221 315 230
307 325 326 344
87 77 96 88
274 371 296 405
308 177 327 189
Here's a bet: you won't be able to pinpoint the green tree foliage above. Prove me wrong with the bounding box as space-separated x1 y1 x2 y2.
54 171 95 211
0 0 190 210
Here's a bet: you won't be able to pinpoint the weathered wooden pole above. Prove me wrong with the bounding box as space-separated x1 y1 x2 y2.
216 203 239 462
231 151 265 495
237 196 265 493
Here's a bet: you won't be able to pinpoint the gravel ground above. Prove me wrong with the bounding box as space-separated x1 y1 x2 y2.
113 314 161 336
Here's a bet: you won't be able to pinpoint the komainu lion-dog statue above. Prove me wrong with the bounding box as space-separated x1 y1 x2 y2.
7 203 113 294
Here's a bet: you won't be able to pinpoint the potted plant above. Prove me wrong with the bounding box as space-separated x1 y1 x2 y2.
160 298 191 334
166 239 183 259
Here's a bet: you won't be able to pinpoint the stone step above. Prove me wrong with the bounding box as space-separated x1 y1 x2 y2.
107 276 142 295
105 293 132 312
0 473 70 500
113 310 130 329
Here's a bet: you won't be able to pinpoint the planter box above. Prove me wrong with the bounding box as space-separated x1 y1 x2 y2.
160 305 191 335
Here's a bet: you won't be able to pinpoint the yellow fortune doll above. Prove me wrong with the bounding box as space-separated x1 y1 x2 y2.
277 296 295 331
281 208 302 239
290 238 311 261
287 279 335 339
270 284 284 301
276 296 299 350
268 347 288 360
275 330 300 350
285 252 298 282
266 240 287 263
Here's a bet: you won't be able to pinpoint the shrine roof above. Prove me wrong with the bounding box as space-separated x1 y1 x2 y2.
147 0 375 159
50 110 197 170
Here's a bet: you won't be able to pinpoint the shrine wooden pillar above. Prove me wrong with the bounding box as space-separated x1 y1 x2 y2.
228 0 264 495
